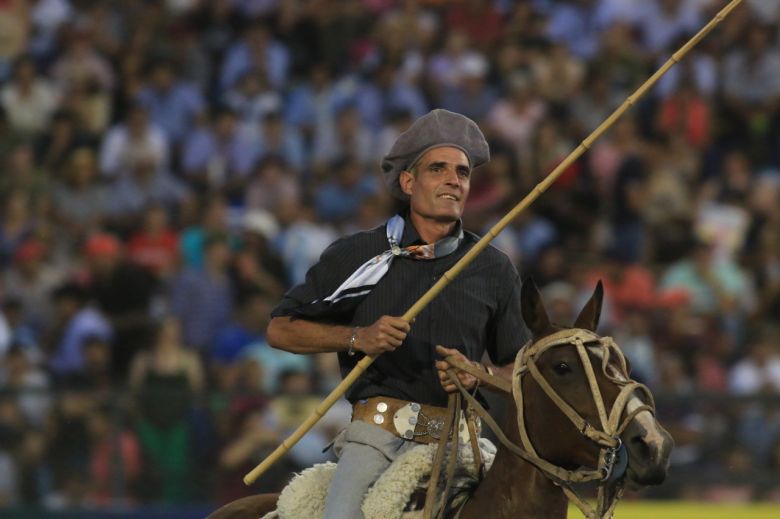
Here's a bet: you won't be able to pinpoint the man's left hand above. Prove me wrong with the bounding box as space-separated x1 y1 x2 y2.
435 345 479 393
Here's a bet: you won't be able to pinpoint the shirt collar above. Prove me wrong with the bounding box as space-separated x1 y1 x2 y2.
400 212 463 247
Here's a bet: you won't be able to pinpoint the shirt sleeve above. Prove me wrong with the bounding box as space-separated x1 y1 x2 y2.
485 259 528 366
271 235 360 319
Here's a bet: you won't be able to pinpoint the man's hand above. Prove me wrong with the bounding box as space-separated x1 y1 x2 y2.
354 315 411 356
435 345 479 393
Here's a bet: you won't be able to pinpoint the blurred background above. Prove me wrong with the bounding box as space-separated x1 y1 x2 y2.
0 0 778 517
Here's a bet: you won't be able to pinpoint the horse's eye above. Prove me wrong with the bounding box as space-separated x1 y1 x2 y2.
553 362 571 375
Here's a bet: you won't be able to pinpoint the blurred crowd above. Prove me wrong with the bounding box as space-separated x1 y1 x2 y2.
0 0 779 511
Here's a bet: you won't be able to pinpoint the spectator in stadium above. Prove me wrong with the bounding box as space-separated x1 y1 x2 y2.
14 430 50 506
0 299 39 362
212 288 273 366
215 395 284 505
266 369 336 468
233 209 287 299
0 190 36 269
445 0 504 51
0 345 50 427
50 30 115 93
34 111 90 172
660 237 754 318
47 390 97 500
51 147 107 238
314 156 378 224
46 282 112 380
170 233 234 352
219 22 290 92
312 104 375 173
86 405 141 506
283 63 340 141
180 107 261 195
222 69 283 126
179 195 232 269
81 233 157 378
74 336 113 394
0 108 21 161
98 104 168 179
126 204 180 280
438 52 497 122
0 396 25 506
729 327 780 395
129 316 203 503
0 143 52 208
255 112 307 175
532 42 585 107
351 62 428 133
244 156 301 215
272 197 336 286
607 117 649 264
635 0 702 56
729 327 780 465
103 154 190 230
487 72 547 162
2 239 64 335
0 55 60 136
544 0 604 59
136 58 205 144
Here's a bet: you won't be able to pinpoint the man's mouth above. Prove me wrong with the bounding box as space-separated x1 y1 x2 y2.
438 194 459 201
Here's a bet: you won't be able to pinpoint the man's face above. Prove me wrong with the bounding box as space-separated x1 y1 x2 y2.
152 66 174 90
54 297 79 320
128 109 148 134
400 146 471 223
206 242 231 270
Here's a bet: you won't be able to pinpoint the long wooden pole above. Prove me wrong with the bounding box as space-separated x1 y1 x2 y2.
244 0 743 486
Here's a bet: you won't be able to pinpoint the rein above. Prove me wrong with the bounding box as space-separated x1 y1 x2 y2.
441 329 656 519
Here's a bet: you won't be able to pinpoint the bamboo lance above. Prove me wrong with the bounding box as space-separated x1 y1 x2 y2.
244 0 743 486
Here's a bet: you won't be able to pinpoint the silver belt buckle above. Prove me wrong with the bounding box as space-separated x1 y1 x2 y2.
392 403 481 443
393 402 421 440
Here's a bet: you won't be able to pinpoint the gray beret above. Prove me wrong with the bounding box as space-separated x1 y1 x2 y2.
381 109 490 200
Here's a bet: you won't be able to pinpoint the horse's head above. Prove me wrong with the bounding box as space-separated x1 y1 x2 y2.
517 279 673 490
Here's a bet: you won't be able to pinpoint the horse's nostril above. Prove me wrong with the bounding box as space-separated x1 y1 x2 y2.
630 435 651 457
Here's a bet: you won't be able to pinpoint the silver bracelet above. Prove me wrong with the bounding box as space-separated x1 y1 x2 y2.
347 326 359 356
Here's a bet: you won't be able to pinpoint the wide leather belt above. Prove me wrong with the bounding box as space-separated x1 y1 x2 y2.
351 396 479 445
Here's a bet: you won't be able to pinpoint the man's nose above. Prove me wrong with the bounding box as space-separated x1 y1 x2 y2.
443 167 460 186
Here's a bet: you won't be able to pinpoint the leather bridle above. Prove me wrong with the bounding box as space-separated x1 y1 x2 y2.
444 328 656 519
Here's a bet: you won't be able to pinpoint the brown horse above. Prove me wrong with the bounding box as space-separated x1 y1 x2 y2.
208 280 673 519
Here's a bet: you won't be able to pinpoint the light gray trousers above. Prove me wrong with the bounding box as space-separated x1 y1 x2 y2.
323 420 417 519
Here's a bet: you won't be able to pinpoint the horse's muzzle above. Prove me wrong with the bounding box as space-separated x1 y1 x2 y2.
624 414 674 487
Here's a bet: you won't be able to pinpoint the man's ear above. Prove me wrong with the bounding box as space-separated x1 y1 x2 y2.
399 170 414 197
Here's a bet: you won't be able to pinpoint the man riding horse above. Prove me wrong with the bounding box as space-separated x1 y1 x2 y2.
266 109 527 518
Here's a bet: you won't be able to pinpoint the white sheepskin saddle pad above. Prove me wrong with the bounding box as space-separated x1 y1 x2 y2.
261 438 496 519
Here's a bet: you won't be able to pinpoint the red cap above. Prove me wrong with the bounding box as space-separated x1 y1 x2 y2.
14 239 45 263
657 288 691 308
84 234 121 258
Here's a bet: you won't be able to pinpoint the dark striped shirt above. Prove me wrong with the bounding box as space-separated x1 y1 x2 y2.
272 215 528 407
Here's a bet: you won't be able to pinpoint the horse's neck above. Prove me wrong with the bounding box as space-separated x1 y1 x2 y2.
458 407 568 519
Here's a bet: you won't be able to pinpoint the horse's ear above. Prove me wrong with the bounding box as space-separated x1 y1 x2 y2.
521 277 552 337
573 280 604 332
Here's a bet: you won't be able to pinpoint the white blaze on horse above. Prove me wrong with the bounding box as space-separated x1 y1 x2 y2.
208 280 673 519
